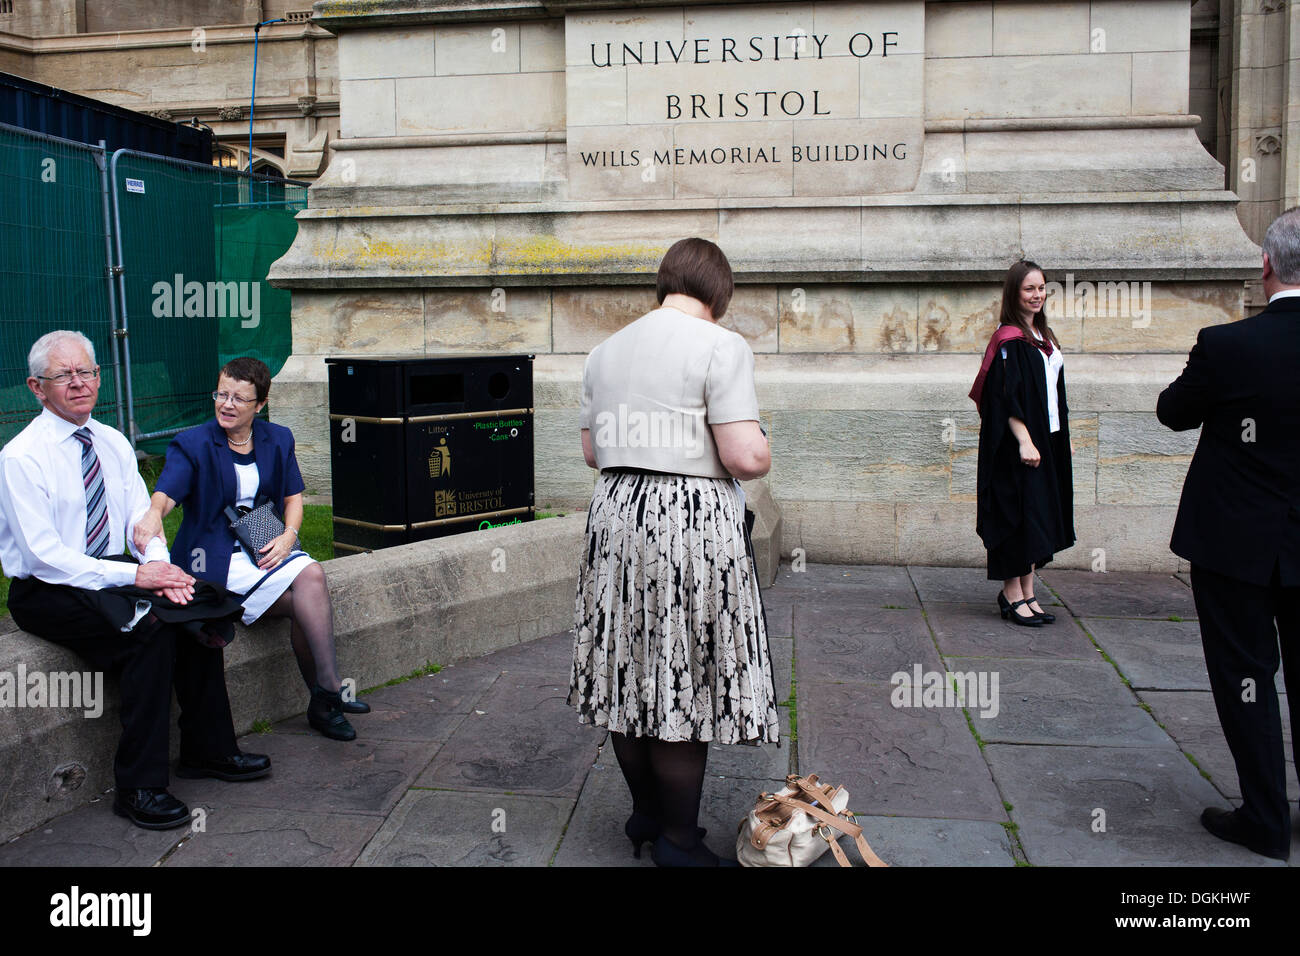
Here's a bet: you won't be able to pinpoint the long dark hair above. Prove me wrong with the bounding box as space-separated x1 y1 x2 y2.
998 260 1059 349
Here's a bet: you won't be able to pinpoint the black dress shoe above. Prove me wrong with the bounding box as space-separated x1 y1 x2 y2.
1003 597 1043 627
176 752 272 782
650 834 740 867
112 788 190 830
341 697 371 715
1200 808 1289 860
624 812 707 858
1025 599 1055 624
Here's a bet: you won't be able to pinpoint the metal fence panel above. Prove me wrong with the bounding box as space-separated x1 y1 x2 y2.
0 122 306 452
0 124 121 445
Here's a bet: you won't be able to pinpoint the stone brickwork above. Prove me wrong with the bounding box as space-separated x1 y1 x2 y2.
269 1 1260 570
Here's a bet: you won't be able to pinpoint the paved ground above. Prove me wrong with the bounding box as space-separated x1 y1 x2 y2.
2 564 1295 867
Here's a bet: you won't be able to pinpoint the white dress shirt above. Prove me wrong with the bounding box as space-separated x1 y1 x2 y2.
0 407 169 589
1029 328 1065 433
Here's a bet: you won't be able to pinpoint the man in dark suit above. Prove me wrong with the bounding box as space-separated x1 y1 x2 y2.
0 330 270 831
1157 208 1300 861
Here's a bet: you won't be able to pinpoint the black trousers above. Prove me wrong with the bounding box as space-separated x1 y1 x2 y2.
8 576 238 789
1190 563 1300 851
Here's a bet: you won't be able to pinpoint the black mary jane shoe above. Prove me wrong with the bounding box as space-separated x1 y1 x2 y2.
1025 599 1055 624
112 787 190 830
999 595 1043 627
308 686 357 741
650 834 740 868
625 811 707 858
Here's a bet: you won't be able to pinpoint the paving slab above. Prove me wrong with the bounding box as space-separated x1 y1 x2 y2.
356 789 575 866
0 793 182 866
953 657 1177 748
473 630 576 675
797 679 1004 821
1084 617 1286 694
1141 690 1297 803
795 605 942 684
364 662 500 715
550 757 653 867
925 601 1099 660
763 599 794 637
985 743 1291 866
415 672 606 796
908 565 1054 606
169 733 440 817
705 706 792 780
770 564 919 606
1081 618 1211 690
808 815 1019 867
769 636 793 703
161 807 383 867
1038 569 1197 620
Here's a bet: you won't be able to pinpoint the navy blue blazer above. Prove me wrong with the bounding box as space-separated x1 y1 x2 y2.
155 417 306 585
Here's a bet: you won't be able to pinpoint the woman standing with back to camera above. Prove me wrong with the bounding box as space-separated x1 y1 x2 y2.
569 237 779 867
971 260 1075 625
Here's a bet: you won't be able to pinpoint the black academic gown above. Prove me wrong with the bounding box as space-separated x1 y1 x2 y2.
976 336 1075 570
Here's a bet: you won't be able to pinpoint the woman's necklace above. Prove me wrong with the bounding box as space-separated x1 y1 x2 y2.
227 428 252 447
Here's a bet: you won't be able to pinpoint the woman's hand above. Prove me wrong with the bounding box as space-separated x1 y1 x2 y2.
1019 439 1041 468
257 530 297 571
132 509 165 553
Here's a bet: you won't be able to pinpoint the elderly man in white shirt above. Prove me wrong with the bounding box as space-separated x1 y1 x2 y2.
0 330 269 831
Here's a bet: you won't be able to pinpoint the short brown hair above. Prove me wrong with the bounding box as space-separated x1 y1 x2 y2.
219 356 271 403
655 237 735 319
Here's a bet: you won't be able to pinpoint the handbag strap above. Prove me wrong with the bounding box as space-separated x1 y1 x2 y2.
769 791 889 868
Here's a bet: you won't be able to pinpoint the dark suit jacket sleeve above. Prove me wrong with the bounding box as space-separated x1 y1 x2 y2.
154 434 198 503
1157 329 1216 432
284 432 306 498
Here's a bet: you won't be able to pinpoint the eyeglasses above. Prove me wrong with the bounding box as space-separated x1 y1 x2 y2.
212 391 257 407
37 367 100 386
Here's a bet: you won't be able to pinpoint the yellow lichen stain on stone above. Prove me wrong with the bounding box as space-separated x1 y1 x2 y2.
325 236 494 271
492 235 664 273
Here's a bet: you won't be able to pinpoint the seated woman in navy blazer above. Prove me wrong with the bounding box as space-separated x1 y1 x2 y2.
132 357 366 741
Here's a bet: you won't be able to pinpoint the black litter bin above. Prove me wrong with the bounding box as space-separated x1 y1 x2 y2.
326 354 535 553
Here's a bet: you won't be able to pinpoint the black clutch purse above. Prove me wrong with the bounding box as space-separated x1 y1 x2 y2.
225 500 286 562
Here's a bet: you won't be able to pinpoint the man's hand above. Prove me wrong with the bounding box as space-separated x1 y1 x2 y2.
136 561 195 605
132 510 164 553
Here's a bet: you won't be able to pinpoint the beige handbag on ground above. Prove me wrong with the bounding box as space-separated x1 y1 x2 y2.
736 773 890 868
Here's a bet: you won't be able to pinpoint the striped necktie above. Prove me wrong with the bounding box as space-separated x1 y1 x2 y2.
73 426 110 558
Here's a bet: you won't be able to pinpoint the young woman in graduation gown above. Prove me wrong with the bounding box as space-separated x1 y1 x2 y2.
970 260 1075 626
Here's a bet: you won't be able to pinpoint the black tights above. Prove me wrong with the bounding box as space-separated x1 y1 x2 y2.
610 732 708 847
265 562 341 693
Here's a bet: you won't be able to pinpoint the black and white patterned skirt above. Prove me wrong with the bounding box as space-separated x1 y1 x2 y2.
568 470 780 745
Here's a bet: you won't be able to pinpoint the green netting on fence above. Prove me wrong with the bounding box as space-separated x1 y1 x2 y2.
0 123 305 452
111 152 305 453
0 126 123 443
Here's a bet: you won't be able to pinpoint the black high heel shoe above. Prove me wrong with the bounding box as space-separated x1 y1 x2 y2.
650 834 739 867
1024 598 1055 624
998 593 1043 627
625 811 707 858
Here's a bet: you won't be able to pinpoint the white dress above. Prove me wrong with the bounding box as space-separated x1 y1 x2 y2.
227 450 311 624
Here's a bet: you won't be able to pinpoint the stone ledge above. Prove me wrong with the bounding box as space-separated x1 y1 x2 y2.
0 514 585 843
